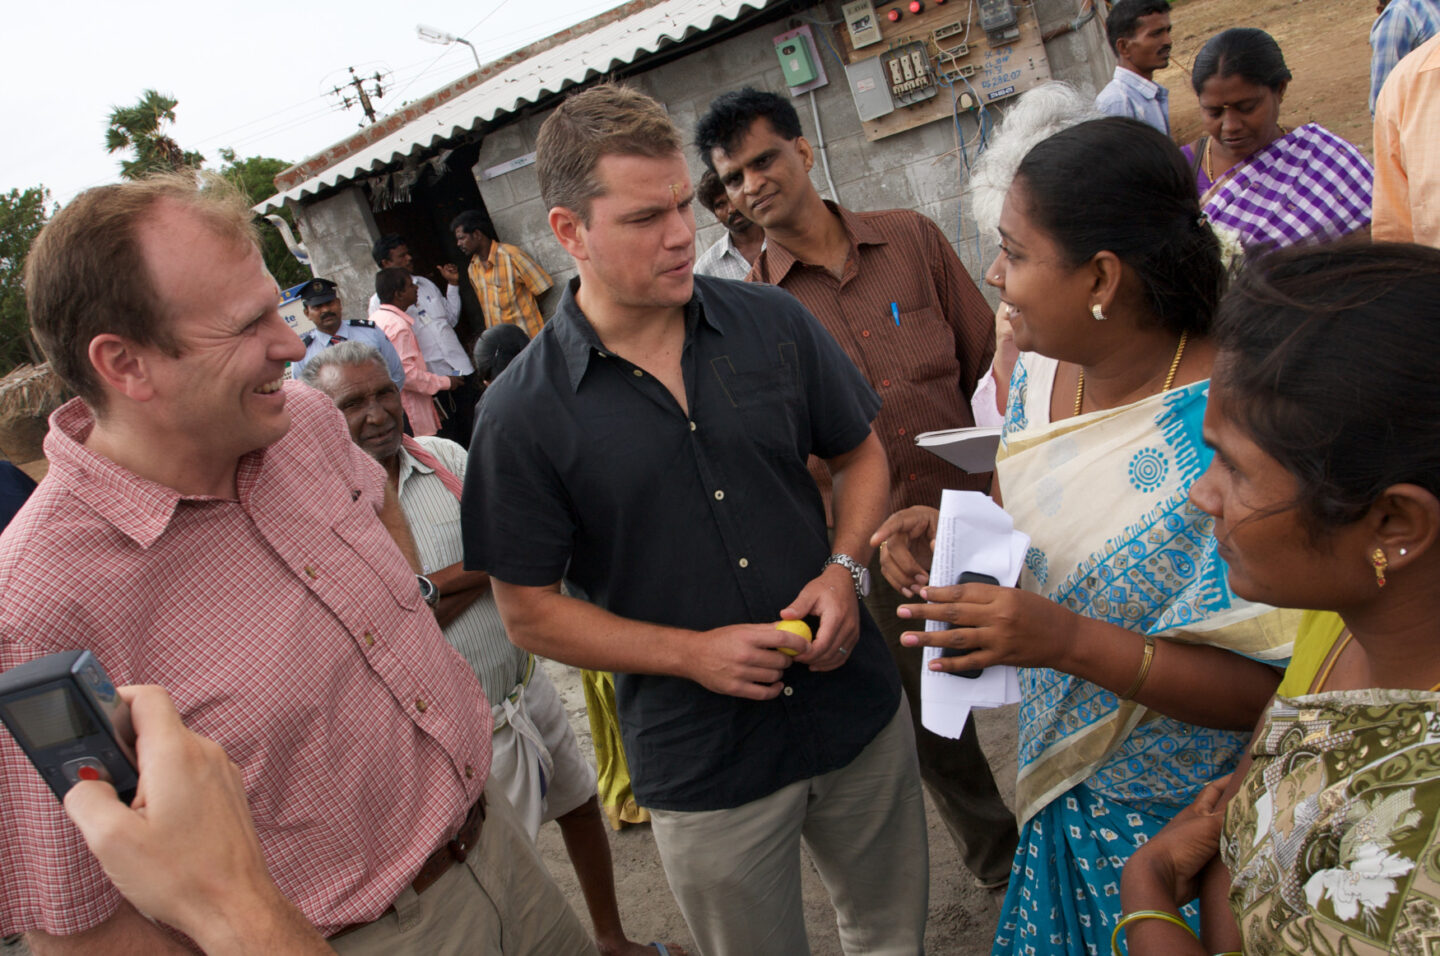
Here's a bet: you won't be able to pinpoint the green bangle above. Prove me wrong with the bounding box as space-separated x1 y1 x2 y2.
1110 909 1198 956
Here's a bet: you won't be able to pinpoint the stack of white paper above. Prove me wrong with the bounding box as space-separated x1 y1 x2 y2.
919 490 1029 739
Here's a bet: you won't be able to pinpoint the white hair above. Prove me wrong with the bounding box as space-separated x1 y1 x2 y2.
967 82 1103 236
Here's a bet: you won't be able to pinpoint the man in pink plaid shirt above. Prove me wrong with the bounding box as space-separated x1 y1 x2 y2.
0 173 593 955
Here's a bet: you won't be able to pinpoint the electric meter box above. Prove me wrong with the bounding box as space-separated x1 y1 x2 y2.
842 0 885 48
777 36 819 87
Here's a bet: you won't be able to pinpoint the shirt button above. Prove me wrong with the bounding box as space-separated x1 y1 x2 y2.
909 473 918 481
465 764 475 779
738 558 749 568
882 379 892 387
897 427 906 436
783 686 794 696
304 565 318 579
714 490 725 501
689 421 697 431
415 698 428 713
632 369 644 378
363 631 375 647
861 330 871 338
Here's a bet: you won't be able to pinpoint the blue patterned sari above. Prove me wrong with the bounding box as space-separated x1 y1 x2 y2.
990 354 1293 956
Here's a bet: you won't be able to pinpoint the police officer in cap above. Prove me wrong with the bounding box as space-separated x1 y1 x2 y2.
291 277 405 389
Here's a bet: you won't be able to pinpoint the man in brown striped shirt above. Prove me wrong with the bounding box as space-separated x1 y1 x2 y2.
698 88 1019 891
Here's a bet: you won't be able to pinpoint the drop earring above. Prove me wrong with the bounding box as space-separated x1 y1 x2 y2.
1371 548 1388 588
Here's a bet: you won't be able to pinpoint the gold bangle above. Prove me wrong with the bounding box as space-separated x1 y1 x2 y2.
1119 635 1157 701
1110 909 1197 956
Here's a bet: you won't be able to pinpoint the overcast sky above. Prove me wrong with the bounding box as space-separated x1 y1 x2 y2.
6 0 626 205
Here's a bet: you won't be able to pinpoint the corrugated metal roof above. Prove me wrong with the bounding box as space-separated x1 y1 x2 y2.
258 0 779 214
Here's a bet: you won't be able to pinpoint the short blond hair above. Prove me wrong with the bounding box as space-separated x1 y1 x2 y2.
536 84 682 223
25 171 258 411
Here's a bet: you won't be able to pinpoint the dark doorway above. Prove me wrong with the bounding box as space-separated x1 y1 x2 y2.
372 137 490 354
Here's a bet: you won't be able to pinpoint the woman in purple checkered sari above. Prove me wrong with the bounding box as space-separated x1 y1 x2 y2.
1181 29 1373 252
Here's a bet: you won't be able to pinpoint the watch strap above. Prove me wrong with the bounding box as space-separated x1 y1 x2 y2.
823 553 868 598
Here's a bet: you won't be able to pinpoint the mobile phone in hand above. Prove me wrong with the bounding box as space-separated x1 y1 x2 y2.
938 571 999 678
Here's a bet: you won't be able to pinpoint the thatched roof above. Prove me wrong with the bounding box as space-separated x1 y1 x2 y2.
0 363 66 422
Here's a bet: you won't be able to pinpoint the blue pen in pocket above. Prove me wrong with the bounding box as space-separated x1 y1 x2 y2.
890 302 901 327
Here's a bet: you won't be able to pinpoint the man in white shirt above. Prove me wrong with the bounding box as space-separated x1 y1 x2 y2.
367 234 479 446
693 169 763 281
1093 0 1173 135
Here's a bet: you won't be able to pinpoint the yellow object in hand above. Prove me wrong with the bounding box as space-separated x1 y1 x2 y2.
774 619 813 656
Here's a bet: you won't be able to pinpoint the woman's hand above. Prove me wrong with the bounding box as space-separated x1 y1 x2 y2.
869 506 938 597
1123 775 1233 909
896 581 1080 673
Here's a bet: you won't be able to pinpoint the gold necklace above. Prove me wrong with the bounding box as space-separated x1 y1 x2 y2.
1204 125 1287 182
1074 330 1188 417
1315 630 1440 693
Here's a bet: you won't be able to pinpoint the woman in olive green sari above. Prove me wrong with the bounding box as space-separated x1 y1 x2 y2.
1118 243 1440 955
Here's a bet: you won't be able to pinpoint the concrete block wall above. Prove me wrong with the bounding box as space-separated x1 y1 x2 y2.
295 187 381 322
473 0 1111 302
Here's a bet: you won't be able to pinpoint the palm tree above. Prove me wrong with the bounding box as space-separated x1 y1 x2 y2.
105 90 205 180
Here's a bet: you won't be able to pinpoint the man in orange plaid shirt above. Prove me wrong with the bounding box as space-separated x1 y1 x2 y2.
453 211 554 337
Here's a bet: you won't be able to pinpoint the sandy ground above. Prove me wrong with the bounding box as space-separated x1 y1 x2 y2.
536 660 1020 956
1161 0 1375 154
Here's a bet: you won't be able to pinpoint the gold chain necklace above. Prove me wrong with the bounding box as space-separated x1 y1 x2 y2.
1074 330 1188 417
1203 125 1287 182
1316 630 1440 693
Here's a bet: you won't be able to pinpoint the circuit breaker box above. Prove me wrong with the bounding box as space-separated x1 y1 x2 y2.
777 36 819 86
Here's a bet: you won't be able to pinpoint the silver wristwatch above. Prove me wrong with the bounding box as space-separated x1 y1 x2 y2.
416 574 440 608
823 553 871 598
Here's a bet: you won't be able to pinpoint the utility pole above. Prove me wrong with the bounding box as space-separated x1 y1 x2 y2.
329 67 388 125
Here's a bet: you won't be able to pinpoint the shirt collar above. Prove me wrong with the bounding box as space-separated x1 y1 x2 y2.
753 201 885 284
1114 65 1164 100
551 276 725 392
43 398 266 549
394 445 432 496
378 303 414 327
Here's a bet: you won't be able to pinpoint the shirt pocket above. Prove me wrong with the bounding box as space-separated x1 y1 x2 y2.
331 509 422 612
708 348 804 460
896 304 958 385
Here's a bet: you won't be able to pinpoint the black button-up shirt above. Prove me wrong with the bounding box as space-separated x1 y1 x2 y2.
463 275 899 811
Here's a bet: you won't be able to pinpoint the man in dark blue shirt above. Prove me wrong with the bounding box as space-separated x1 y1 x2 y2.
463 86 928 955
0 462 36 532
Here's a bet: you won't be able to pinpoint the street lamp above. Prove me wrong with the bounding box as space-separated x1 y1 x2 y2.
416 24 482 71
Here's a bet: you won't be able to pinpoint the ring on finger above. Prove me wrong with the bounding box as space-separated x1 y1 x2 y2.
837 646 849 656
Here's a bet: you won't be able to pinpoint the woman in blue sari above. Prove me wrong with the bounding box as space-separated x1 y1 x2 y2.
873 118 1294 955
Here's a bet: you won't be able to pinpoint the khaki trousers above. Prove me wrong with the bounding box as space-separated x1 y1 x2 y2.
649 702 928 956
329 787 597 956
867 558 1019 886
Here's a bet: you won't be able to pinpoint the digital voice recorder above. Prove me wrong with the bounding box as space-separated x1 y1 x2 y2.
0 650 138 804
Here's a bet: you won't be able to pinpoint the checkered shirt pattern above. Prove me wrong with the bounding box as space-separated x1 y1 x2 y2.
1202 123 1373 250
0 383 491 938
693 232 754 281
467 241 553 337
1370 0 1440 112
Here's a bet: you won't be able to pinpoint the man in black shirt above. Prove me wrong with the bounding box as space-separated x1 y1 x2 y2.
462 86 928 955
